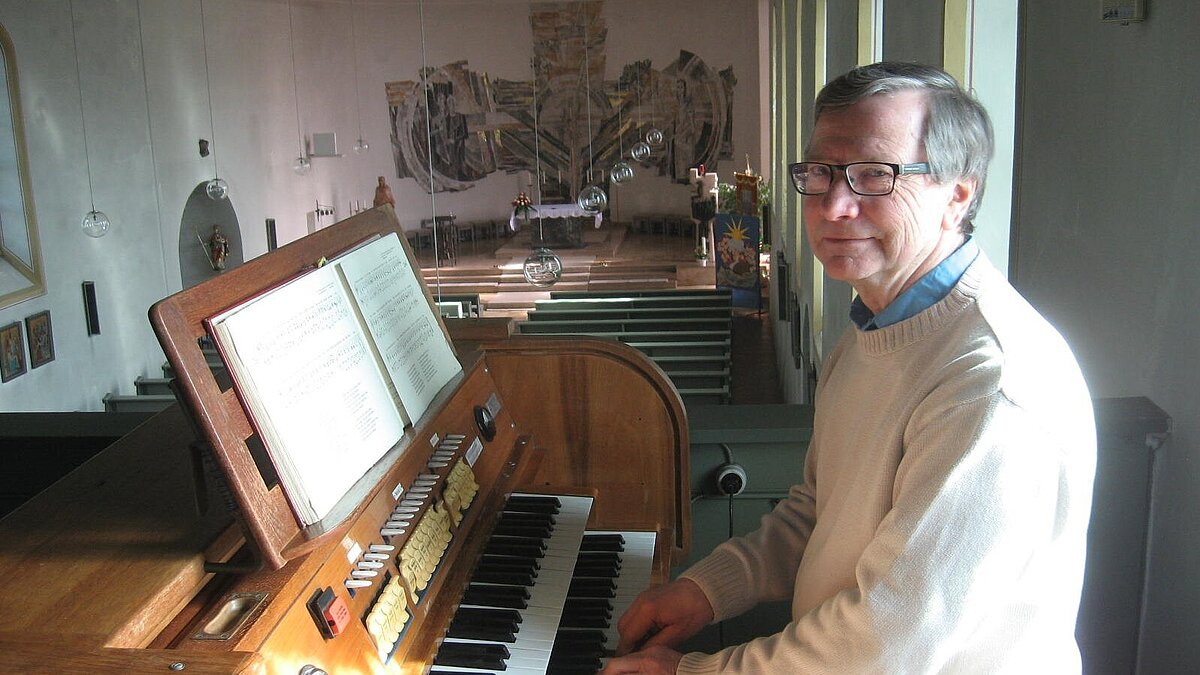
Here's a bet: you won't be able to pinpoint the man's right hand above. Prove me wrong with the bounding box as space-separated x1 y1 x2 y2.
615 577 715 656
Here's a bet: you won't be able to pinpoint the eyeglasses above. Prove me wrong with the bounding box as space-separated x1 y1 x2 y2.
788 161 931 196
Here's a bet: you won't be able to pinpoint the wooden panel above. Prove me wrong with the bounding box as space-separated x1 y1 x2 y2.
0 643 263 674
480 335 691 568
0 406 235 652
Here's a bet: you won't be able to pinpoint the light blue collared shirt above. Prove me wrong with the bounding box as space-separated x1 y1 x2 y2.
850 237 979 331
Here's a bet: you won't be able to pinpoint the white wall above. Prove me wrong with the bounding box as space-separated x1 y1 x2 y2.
0 0 760 411
1015 1 1200 669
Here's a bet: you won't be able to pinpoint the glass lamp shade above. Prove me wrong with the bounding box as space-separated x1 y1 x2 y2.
576 184 608 213
81 210 110 238
206 177 229 200
522 247 563 288
353 138 370 154
645 127 665 147
610 161 635 185
292 155 312 175
631 141 652 163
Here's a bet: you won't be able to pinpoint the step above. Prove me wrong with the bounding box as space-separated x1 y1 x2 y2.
134 376 174 396
526 306 732 320
679 387 732 405
518 319 731 334
533 296 731 311
102 393 176 414
625 342 731 358
518 327 731 342
550 289 731 299
666 373 731 389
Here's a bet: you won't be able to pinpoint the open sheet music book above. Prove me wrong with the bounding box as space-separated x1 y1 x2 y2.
206 233 462 526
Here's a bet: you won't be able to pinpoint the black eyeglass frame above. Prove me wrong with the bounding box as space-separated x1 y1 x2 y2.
787 161 932 196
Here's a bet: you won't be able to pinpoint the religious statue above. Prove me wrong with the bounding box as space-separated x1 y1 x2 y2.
373 176 395 208
208 224 230 271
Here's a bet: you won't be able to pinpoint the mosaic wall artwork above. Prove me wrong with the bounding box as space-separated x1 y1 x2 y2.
386 0 736 196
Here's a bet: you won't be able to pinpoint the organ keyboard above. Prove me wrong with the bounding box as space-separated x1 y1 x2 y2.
0 207 690 674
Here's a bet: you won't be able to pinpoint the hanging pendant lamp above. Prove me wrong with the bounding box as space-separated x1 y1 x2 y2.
644 70 665 147
350 0 369 154
610 78 634 185
574 8 606 214
523 54 562 288
630 70 653 163
287 0 311 175
69 0 111 237
199 0 228 200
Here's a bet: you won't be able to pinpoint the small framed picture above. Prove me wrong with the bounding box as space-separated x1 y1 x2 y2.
25 310 54 368
0 321 26 382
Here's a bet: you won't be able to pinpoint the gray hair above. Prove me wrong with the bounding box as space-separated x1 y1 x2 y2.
813 62 994 232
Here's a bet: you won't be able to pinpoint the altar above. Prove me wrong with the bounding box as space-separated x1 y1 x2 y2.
510 203 603 249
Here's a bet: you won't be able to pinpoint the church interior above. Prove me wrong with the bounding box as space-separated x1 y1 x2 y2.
0 0 1196 672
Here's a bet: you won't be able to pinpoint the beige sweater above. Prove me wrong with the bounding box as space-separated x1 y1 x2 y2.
679 255 1096 673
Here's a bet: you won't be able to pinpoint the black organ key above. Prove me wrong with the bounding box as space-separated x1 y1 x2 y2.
579 533 625 552
446 606 522 644
571 558 620 577
472 569 537 586
462 584 529 609
483 542 546 560
503 494 561 514
494 523 553 539
549 629 608 673
433 641 511 670
479 553 540 572
549 653 604 667
499 510 556 525
567 577 617 598
453 606 524 626
446 621 516 643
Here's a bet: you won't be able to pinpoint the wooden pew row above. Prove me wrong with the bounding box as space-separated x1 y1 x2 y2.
520 289 734 405
519 318 731 334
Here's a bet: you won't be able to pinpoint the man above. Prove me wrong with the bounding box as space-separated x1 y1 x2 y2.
601 62 1095 674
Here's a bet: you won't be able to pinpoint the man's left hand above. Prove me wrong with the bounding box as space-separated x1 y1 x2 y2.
599 645 684 675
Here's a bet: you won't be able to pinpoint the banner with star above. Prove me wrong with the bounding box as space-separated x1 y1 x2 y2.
713 213 761 309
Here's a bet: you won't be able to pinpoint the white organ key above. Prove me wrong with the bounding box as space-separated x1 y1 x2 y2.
439 494 593 675
592 529 657 648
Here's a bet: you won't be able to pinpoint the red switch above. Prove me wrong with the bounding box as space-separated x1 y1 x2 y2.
323 594 350 636
308 587 351 638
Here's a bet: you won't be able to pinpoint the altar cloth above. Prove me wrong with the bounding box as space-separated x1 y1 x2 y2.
510 203 603 232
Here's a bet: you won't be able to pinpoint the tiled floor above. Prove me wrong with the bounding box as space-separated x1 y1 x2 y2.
420 224 784 405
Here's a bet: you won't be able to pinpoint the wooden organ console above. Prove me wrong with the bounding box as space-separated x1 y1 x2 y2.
0 207 690 674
